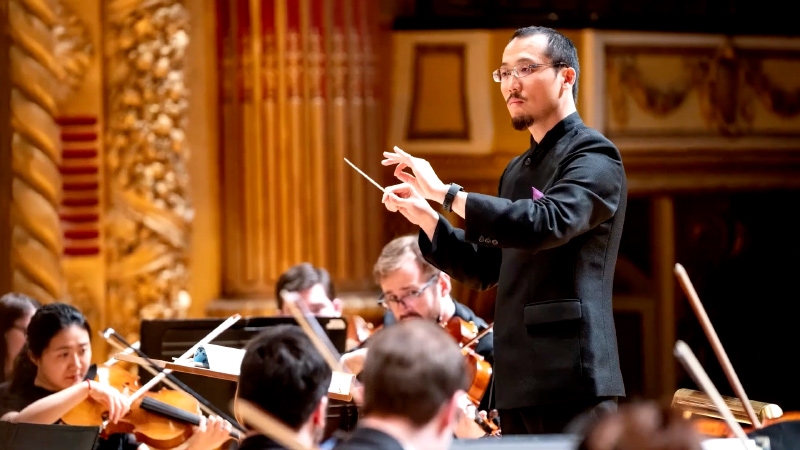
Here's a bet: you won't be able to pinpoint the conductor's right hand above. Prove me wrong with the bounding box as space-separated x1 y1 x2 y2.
382 183 439 240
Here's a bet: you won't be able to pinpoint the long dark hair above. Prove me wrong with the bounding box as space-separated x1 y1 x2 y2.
0 293 40 384
10 302 91 389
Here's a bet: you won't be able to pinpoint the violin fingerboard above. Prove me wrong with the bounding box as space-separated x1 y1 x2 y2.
140 397 201 426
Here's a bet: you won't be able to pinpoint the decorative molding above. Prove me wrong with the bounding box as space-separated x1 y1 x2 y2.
390 31 494 154
105 0 192 341
8 0 66 304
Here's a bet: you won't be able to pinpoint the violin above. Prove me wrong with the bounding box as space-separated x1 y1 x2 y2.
60 364 211 449
439 316 500 437
344 314 379 350
440 316 493 407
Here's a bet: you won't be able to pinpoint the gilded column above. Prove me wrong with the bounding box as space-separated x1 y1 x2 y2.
7 0 66 304
105 0 192 340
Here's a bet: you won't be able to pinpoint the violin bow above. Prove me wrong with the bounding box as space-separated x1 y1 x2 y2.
281 291 359 402
462 323 493 349
102 314 248 434
102 340 139 366
674 263 762 428
674 340 751 447
280 290 343 372
101 331 243 435
232 399 317 450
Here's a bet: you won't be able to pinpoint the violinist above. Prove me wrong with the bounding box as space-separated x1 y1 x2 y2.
0 302 231 450
276 263 372 351
334 320 469 450
341 235 495 412
235 324 332 450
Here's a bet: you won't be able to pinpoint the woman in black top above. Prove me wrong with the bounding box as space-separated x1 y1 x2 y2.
0 302 233 450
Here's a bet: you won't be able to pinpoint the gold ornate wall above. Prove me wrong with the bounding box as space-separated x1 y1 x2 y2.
7 0 66 305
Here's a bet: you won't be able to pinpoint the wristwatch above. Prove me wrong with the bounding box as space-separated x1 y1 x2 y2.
442 183 464 213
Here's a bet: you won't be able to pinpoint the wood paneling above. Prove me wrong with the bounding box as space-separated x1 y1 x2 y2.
217 0 384 301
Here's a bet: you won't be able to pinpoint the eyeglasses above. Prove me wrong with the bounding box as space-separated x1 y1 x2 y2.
11 324 27 337
378 274 439 309
492 62 566 83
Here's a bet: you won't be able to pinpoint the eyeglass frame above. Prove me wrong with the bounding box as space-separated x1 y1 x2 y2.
10 324 27 336
378 274 440 309
492 62 567 83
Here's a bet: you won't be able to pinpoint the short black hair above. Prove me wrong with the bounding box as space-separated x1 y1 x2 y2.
510 26 580 104
238 324 332 430
275 263 336 309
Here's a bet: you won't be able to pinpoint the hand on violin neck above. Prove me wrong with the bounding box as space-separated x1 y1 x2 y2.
184 415 235 450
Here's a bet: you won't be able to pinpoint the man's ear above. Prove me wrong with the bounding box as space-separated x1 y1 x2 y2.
312 396 329 427
562 67 577 91
438 272 452 298
332 298 344 315
436 391 463 434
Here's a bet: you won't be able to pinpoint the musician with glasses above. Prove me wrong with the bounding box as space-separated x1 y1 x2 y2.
380 26 627 435
340 235 494 411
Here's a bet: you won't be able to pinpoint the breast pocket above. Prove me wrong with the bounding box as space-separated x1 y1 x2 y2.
524 299 582 326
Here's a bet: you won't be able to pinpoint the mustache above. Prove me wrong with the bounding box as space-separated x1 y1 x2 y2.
507 92 526 104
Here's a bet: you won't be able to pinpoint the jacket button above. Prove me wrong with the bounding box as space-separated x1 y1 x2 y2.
524 157 531 166
478 236 484 243
492 240 498 245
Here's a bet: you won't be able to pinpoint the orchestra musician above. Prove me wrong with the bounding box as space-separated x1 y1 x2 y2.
234 324 332 450
275 262 372 351
0 292 40 384
0 302 232 450
333 320 470 450
340 235 495 413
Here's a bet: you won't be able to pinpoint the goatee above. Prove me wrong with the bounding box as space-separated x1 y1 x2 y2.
511 115 534 131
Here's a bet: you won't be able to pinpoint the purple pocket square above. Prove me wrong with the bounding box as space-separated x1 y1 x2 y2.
532 187 543 200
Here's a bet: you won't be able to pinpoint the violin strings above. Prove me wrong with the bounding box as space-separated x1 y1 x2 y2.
104 328 248 433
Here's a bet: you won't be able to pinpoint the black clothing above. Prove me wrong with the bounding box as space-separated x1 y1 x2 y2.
0 373 139 450
333 427 404 450
420 112 627 418
237 434 290 450
498 396 618 435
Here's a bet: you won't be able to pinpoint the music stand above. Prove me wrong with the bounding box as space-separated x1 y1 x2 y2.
0 421 100 450
138 315 351 439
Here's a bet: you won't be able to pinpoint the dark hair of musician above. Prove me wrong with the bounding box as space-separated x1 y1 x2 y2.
0 293 40 383
360 319 467 426
275 263 337 310
238 324 332 430
577 401 704 450
10 302 91 389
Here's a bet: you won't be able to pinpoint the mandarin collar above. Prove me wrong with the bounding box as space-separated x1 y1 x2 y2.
529 111 582 152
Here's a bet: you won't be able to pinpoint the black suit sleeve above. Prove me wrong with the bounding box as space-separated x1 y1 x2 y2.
418 215 502 291
464 139 625 251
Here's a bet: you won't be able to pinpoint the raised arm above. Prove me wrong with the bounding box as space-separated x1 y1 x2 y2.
463 144 624 250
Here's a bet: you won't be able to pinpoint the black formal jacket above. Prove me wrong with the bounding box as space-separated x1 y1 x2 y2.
419 112 627 410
